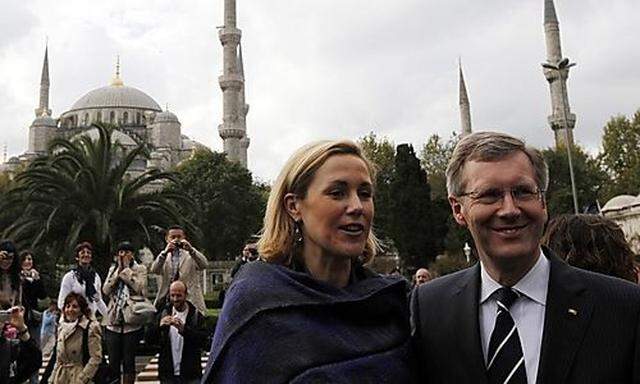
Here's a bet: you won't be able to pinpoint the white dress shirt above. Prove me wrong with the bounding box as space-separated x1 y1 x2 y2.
479 249 550 384
170 306 189 375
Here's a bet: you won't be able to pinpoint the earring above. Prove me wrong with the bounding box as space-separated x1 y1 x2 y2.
294 220 304 244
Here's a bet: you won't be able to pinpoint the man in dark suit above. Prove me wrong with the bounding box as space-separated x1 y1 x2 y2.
147 280 209 384
411 131 640 384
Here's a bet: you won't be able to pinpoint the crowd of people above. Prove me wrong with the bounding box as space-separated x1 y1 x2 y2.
1 131 640 384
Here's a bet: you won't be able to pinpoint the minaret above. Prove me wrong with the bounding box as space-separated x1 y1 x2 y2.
218 0 248 167
542 0 576 147
458 60 472 136
238 44 250 167
34 44 52 117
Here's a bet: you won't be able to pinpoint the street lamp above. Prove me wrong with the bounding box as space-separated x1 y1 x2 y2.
463 242 471 264
542 58 579 214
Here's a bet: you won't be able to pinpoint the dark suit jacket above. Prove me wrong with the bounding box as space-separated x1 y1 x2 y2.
410 251 640 383
146 301 209 380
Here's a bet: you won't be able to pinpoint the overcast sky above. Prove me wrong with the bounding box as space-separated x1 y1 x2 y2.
1 0 639 182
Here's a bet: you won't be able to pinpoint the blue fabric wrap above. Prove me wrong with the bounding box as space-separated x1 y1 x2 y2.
201 261 412 384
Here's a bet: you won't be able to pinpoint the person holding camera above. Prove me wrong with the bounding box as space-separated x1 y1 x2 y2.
0 306 42 384
103 241 148 384
0 240 22 310
230 243 259 279
150 226 208 315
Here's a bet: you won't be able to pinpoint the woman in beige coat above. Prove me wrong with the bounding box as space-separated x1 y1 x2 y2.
51 292 102 384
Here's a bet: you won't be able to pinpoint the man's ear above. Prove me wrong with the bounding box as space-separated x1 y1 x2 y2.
449 195 468 226
284 193 301 221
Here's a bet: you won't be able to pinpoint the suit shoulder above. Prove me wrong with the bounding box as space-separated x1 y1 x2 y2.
568 265 640 303
415 266 474 300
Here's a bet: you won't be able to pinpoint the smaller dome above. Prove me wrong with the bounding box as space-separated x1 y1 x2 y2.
31 115 57 127
154 110 179 123
7 156 20 164
601 195 637 212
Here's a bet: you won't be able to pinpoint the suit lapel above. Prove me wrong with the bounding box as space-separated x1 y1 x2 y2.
536 253 593 384
454 264 489 384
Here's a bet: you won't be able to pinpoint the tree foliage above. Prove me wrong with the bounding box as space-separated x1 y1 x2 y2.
170 149 266 261
358 132 395 242
1 123 191 275
598 111 640 199
542 145 609 217
388 144 443 270
420 132 459 200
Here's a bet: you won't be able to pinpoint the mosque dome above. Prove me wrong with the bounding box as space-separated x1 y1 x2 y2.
601 195 637 212
154 110 179 123
67 83 161 113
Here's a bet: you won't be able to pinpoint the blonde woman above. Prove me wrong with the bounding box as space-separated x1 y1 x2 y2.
202 140 412 383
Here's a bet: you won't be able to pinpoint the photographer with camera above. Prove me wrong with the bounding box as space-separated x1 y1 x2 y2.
0 306 42 384
150 226 208 315
103 241 148 384
230 243 259 279
0 240 21 310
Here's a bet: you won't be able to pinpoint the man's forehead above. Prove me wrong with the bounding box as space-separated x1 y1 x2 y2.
460 152 536 187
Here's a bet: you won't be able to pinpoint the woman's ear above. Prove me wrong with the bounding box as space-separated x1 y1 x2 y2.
284 193 302 221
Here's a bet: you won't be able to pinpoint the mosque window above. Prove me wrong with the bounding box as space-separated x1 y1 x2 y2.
83 113 89 126
123 112 129 124
97 111 102 123
110 111 116 124
136 112 141 125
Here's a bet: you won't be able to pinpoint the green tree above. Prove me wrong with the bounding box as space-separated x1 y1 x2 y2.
543 145 609 217
2 123 190 275
358 132 395 243
419 132 459 200
419 132 470 256
598 111 640 199
388 144 443 270
170 149 266 260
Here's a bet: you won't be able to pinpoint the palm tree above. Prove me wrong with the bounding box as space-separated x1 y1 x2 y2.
2 123 195 275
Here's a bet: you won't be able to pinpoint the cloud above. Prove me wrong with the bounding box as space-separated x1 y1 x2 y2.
1 0 639 181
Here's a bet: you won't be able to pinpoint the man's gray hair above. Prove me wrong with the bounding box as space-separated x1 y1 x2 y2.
445 131 549 196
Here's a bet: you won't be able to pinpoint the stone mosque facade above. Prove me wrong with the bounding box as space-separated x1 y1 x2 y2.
3 0 250 174
9 51 207 177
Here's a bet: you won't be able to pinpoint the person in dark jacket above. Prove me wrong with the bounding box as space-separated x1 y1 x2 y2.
147 280 208 384
0 306 42 384
19 250 46 384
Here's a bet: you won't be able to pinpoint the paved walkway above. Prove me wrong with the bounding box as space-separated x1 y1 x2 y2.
38 353 210 383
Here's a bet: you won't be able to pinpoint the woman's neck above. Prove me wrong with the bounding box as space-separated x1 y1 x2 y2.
301 248 351 288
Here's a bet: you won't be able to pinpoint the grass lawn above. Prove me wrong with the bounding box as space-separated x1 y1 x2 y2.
206 308 222 318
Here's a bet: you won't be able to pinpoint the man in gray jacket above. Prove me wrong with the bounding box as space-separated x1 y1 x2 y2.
150 226 208 315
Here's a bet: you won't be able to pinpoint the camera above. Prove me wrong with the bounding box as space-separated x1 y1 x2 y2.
172 240 183 249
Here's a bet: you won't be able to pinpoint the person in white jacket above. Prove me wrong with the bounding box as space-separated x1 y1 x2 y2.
58 242 108 318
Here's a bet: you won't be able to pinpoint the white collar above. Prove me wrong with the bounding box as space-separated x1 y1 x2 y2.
480 248 550 306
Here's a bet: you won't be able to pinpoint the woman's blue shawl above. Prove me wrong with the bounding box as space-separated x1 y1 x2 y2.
201 261 412 383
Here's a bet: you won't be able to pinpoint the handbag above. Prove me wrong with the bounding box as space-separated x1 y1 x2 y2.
122 295 156 326
82 321 119 384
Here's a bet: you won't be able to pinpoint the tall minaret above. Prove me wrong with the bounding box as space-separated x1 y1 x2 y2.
34 44 52 117
542 0 576 147
458 60 472 136
238 44 250 167
218 0 248 167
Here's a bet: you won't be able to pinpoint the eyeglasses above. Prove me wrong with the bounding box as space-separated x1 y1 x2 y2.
458 185 544 205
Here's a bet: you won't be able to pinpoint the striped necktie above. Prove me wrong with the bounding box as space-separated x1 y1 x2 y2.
486 287 527 384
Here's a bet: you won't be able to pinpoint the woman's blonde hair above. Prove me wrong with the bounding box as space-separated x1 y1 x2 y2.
257 139 379 264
